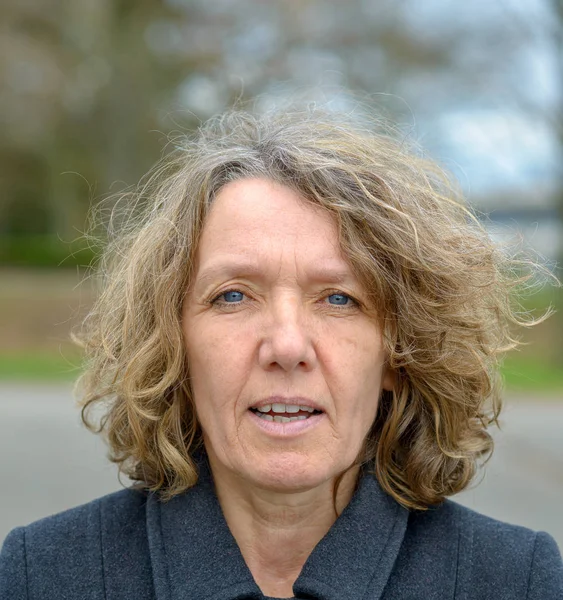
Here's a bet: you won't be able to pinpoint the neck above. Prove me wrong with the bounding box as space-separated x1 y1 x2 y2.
207 455 359 598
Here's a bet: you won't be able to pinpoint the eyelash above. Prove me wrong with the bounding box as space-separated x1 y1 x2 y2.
209 289 359 310
210 290 246 306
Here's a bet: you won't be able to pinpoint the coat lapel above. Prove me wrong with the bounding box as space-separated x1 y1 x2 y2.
146 456 408 600
146 455 262 600
294 469 409 600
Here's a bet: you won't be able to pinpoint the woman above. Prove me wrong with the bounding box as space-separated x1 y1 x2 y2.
1 105 562 599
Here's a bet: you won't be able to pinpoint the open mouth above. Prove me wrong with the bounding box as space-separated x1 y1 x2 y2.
250 403 323 423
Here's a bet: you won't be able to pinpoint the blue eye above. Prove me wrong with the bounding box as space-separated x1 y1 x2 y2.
222 290 244 303
327 293 352 306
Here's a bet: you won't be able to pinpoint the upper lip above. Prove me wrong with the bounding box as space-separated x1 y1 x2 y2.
249 397 324 412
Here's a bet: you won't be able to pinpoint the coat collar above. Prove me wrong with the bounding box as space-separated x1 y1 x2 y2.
146 454 408 600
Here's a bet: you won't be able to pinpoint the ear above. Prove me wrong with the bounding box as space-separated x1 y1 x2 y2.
381 365 395 392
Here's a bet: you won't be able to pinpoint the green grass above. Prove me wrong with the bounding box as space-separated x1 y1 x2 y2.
0 352 83 381
501 356 563 393
0 235 99 268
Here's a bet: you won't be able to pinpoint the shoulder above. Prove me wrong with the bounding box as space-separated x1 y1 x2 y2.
407 499 563 599
9 486 147 549
0 488 150 599
410 497 541 545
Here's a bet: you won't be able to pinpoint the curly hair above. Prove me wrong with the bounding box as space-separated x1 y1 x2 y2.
76 104 545 510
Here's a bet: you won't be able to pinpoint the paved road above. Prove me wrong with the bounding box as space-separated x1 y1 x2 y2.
1 384 562 550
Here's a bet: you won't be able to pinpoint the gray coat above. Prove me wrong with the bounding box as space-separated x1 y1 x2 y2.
1 456 562 599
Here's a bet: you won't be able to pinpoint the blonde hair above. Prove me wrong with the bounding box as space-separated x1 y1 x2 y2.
76 105 545 510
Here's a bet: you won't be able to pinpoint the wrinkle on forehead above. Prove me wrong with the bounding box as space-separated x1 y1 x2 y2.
192 178 357 289
193 257 359 294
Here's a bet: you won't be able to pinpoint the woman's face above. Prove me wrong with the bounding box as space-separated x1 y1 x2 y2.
182 178 393 493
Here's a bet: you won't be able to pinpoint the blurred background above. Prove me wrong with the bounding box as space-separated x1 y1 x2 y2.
1 0 562 547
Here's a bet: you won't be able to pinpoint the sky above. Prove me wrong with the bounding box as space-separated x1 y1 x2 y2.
169 0 561 204
409 0 560 200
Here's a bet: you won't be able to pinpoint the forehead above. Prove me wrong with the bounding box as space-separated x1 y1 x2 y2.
196 178 346 268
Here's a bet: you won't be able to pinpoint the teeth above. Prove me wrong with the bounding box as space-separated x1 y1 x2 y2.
252 403 320 418
255 412 309 423
257 413 273 421
269 403 316 413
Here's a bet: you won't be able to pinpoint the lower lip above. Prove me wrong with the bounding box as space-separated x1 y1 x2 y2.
248 410 325 436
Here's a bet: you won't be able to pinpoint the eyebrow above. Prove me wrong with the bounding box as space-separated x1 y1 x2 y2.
195 260 263 288
194 258 357 289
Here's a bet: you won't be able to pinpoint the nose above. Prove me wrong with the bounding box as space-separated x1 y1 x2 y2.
258 295 316 373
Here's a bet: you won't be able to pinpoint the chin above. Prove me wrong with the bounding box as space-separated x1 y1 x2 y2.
246 452 344 493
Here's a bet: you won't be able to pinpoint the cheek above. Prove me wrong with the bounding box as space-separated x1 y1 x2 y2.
325 327 386 415
185 324 253 418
